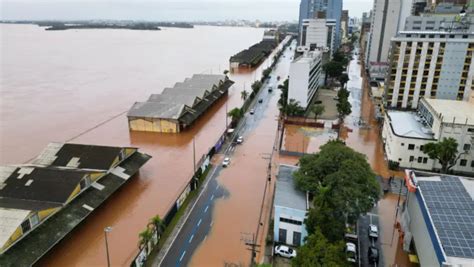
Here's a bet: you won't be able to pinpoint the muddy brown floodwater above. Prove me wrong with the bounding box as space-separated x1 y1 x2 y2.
1 24 277 266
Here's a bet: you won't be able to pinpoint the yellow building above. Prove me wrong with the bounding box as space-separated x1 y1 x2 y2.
0 143 139 254
127 74 234 133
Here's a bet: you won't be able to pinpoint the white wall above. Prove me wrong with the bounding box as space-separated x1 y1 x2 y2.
289 60 310 108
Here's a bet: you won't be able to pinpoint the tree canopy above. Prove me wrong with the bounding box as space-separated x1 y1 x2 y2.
251 80 263 93
310 104 325 121
278 79 289 113
227 107 243 126
292 228 348 267
338 74 349 89
294 140 380 241
323 61 345 79
284 99 305 117
422 137 461 173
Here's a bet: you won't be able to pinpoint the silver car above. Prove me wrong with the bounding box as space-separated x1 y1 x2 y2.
222 157 230 167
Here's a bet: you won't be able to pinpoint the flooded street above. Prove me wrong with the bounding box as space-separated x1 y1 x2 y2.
1 24 278 266
188 43 294 266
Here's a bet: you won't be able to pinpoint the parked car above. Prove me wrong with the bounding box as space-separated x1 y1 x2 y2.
368 246 379 264
274 245 296 259
268 87 273 92
368 224 379 239
222 157 230 167
250 109 255 115
345 242 357 263
258 99 263 103
236 136 243 144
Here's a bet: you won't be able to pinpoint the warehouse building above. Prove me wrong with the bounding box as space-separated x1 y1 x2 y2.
274 164 308 247
127 74 234 133
0 143 148 258
399 170 474 266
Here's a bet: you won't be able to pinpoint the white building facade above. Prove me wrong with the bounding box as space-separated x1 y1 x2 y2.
366 0 414 80
385 15 474 108
288 51 323 109
382 98 474 175
297 18 336 56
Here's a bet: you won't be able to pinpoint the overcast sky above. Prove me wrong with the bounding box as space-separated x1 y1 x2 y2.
0 0 373 21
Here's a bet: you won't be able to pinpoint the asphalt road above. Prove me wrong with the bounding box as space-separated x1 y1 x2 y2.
160 41 295 267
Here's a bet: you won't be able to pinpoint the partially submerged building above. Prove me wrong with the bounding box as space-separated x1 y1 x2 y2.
0 143 150 265
229 40 278 69
127 74 234 133
399 170 474 266
274 164 308 246
288 51 323 109
382 98 474 175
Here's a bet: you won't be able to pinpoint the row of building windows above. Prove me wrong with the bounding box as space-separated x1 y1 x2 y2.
404 143 471 151
280 217 303 226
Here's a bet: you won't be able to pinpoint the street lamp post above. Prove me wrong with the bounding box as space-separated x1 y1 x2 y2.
104 226 112 267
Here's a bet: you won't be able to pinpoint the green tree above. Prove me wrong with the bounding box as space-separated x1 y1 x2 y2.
338 74 349 89
323 61 345 79
223 69 229 76
292 228 348 267
294 140 380 241
138 228 153 253
278 79 289 113
422 137 462 173
227 107 244 126
336 88 352 139
333 51 349 66
310 104 325 121
251 80 262 94
284 99 305 117
241 90 249 101
149 215 165 239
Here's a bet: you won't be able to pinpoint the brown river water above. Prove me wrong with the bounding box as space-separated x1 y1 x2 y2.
0 24 273 266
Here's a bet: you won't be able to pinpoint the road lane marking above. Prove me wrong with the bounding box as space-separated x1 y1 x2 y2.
204 235 208 241
189 235 194 243
210 221 214 227
210 194 214 200
204 205 209 213
179 251 186 262
197 219 202 226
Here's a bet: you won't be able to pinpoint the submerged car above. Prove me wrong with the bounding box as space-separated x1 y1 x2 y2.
222 157 230 167
236 136 243 144
258 99 263 103
368 246 379 263
250 109 255 115
274 245 296 258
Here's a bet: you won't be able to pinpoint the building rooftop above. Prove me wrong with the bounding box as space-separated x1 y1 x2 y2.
275 164 307 211
0 167 94 207
423 99 474 125
294 50 322 64
127 74 231 121
411 172 474 262
387 110 435 139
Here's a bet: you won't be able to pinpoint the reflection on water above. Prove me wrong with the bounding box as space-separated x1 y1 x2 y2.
1 24 276 266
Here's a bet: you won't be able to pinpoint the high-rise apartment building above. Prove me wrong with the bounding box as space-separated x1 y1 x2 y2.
366 0 415 80
298 0 342 48
385 14 474 108
297 18 336 55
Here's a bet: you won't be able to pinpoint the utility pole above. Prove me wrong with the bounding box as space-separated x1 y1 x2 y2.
104 226 112 267
225 102 228 128
193 138 196 175
242 232 260 266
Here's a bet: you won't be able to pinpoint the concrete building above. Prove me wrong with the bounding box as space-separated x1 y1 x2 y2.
298 0 342 48
127 74 234 133
399 170 474 266
297 18 336 55
288 51 323 109
341 10 349 42
0 143 145 255
385 14 474 108
366 0 415 81
382 98 474 175
274 164 308 246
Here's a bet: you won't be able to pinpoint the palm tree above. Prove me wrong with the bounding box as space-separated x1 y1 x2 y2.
241 90 249 101
149 215 165 240
422 137 463 173
138 228 153 254
223 70 229 76
310 104 325 121
228 107 243 127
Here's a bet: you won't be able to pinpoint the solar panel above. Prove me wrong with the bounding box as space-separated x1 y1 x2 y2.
419 176 474 259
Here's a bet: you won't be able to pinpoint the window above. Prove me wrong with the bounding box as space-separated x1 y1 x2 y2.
21 220 31 234
418 157 423 163
408 144 415 150
423 157 428 164
30 213 40 227
463 144 471 151
460 159 467 166
409 156 414 162
471 161 474 168
420 145 424 151
401 143 405 146
280 217 302 226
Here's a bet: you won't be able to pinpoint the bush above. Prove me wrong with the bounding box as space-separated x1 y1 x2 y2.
388 160 400 170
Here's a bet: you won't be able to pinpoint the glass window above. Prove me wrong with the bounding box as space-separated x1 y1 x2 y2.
463 144 471 151
418 157 423 163
460 159 467 166
409 156 414 162
423 157 428 164
21 220 31 234
408 144 415 150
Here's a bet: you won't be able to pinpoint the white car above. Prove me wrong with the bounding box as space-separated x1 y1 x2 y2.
345 242 357 263
274 245 296 258
222 157 230 167
236 136 243 144
368 224 379 239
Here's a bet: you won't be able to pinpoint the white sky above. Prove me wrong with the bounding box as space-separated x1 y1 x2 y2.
0 0 374 21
